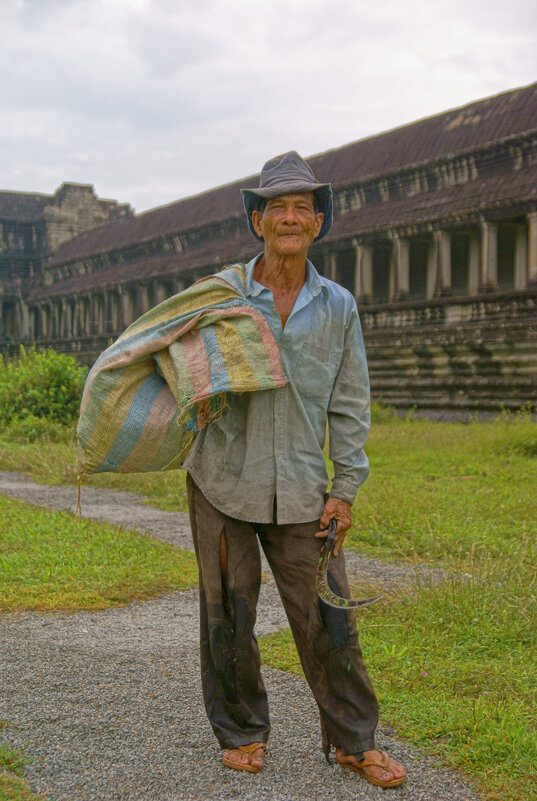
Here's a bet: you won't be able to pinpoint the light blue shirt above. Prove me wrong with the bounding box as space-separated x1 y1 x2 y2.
183 255 370 524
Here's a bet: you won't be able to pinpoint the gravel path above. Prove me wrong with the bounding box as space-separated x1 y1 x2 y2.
0 471 478 801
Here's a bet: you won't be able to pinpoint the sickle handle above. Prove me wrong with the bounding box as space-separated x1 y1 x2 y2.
316 516 384 609
326 517 337 549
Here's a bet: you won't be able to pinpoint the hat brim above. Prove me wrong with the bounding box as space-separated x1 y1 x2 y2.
241 183 333 242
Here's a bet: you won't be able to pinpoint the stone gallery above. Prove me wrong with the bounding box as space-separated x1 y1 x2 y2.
1 83 536 414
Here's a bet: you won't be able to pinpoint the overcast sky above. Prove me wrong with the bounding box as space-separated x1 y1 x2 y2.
1 0 536 213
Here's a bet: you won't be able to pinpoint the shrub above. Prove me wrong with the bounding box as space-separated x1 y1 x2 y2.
0 347 88 428
1 414 75 443
370 401 400 424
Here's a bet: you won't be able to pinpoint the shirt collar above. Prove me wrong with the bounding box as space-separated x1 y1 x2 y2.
244 254 329 299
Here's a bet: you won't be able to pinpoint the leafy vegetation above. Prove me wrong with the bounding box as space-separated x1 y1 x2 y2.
0 348 87 429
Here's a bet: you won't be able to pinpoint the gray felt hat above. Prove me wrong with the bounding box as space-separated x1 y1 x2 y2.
241 150 333 242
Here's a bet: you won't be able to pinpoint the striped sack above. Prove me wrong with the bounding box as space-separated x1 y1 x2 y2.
76 263 287 476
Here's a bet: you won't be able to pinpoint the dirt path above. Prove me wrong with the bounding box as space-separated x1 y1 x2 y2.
0 471 478 801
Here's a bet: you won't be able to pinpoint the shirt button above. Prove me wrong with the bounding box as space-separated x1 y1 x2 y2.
275 451 280 457
274 416 279 422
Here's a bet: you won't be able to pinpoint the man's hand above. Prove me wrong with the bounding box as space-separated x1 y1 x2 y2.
314 497 353 556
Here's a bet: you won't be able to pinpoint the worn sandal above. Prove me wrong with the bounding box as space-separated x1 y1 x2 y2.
336 749 406 787
222 742 267 774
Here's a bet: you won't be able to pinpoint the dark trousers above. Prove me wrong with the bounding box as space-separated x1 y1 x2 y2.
186 474 379 757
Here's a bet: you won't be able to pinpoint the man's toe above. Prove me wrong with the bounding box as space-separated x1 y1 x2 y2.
250 746 265 768
224 745 265 769
388 757 406 779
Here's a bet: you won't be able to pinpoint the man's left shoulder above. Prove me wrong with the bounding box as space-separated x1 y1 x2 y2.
319 276 358 316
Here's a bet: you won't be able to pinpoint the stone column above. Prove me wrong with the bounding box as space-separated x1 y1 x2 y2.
329 252 338 283
60 300 68 338
83 297 91 336
468 232 480 295
360 245 373 302
391 234 409 299
154 282 168 306
527 211 537 286
515 223 528 290
426 235 437 299
20 301 31 339
121 288 132 329
36 305 44 340
116 287 124 329
137 284 149 317
102 291 109 333
52 303 59 340
479 219 497 291
98 293 106 333
14 301 23 341
70 300 77 337
351 240 362 301
75 298 83 337
110 292 120 331
87 296 94 335
42 304 50 339
436 230 451 294
91 294 103 336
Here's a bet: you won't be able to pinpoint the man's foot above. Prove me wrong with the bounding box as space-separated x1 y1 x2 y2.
336 748 406 787
222 743 266 773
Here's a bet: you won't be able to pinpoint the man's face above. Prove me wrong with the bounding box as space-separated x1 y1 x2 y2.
251 192 324 258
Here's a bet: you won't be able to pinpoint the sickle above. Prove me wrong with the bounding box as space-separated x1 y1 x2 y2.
315 518 384 609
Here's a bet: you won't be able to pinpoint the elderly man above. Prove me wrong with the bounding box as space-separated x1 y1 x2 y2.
182 151 406 788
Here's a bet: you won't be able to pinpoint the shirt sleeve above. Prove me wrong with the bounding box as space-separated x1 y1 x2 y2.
327 302 370 504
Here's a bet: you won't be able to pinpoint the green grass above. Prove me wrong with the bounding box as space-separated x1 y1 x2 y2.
260 558 537 801
0 722 48 801
261 410 537 801
0 410 536 799
343 413 537 570
258 409 537 801
1 412 535 556
0 436 189 512
0 495 198 612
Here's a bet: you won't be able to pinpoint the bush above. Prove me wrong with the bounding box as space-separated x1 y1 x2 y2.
370 401 400 424
0 347 88 428
1 414 75 443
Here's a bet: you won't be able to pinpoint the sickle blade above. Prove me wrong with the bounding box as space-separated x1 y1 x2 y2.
315 518 384 610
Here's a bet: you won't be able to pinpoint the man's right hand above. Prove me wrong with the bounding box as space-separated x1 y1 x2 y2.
314 497 353 556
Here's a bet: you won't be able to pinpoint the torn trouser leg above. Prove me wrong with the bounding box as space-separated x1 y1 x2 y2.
256 520 379 759
186 473 270 749
186 474 378 758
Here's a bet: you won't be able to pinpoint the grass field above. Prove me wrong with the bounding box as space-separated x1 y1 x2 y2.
0 495 198 612
0 436 190 512
259 411 537 801
0 411 535 799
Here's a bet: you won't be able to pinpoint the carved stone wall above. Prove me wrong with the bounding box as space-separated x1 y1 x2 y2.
1 83 537 413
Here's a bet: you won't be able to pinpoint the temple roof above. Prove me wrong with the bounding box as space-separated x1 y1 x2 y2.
48 81 537 267
0 192 49 222
32 162 537 301
311 81 537 184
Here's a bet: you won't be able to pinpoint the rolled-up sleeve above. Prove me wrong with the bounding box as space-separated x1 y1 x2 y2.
327 304 370 504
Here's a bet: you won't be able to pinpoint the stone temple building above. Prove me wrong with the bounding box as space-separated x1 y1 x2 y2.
1 83 536 414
